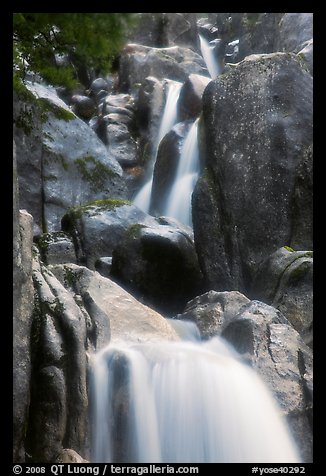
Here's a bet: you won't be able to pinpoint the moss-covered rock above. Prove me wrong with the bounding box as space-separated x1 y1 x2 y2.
14 81 128 233
35 232 76 266
61 201 157 269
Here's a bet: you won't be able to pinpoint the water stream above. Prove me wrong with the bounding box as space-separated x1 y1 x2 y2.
199 34 220 78
133 80 182 213
90 333 301 463
162 119 200 227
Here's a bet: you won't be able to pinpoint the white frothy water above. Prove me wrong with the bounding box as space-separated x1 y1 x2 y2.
163 119 200 227
91 335 301 463
199 34 220 78
133 81 182 213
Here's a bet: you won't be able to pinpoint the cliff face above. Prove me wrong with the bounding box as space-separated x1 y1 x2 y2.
193 52 312 294
13 141 34 462
13 12 313 463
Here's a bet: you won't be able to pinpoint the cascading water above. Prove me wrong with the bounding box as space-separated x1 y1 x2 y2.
162 119 200 227
199 33 220 78
133 81 182 213
158 34 221 227
90 332 301 463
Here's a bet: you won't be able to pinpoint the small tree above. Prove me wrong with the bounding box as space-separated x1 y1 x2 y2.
13 13 135 88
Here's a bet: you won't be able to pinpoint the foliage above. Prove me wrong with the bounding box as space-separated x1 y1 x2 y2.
13 13 135 87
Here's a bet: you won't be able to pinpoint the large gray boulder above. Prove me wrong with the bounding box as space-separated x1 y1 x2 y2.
221 300 313 462
13 141 34 462
14 82 127 233
111 217 203 315
193 52 313 294
251 247 313 347
61 200 158 269
176 290 250 339
51 264 179 344
118 43 208 93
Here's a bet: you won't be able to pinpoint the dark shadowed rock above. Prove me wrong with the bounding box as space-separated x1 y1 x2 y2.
251 247 313 348
71 95 96 119
177 73 211 122
89 77 113 96
111 219 203 315
221 300 313 462
95 257 112 278
151 121 192 215
193 52 313 294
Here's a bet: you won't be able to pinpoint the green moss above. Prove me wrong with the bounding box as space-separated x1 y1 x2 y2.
243 13 260 29
53 299 65 317
37 98 76 123
63 266 79 288
14 107 34 135
36 233 52 254
66 198 131 220
75 156 117 191
283 246 295 252
43 147 69 170
288 262 309 284
140 142 152 166
304 251 313 258
13 76 37 103
43 174 58 182
43 131 55 142
126 223 146 239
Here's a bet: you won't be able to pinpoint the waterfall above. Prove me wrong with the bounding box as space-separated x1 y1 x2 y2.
199 34 220 78
90 335 301 463
159 34 221 227
162 119 200 227
133 81 182 213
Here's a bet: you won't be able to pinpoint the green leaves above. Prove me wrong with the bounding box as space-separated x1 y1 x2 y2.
13 13 136 87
